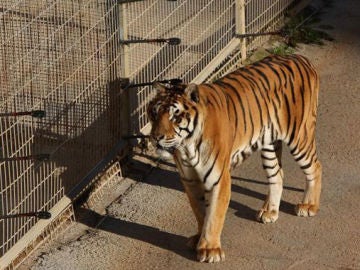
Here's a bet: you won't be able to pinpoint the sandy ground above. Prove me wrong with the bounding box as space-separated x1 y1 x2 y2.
20 1 360 269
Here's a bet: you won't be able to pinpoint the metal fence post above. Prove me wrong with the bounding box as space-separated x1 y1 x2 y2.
235 0 247 61
118 3 132 136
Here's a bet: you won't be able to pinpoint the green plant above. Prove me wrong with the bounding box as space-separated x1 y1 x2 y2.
282 6 334 47
269 44 295 56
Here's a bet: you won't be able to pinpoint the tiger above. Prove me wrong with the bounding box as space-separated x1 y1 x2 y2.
147 54 322 263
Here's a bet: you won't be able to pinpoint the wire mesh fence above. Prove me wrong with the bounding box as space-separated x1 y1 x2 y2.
0 0 123 262
245 0 295 51
123 0 237 132
0 0 299 268
123 0 297 133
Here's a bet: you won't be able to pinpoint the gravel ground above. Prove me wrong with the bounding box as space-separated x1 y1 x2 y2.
21 1 360 269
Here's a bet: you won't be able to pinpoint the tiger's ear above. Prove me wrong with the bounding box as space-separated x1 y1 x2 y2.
153 82 167 93
184 83 200 103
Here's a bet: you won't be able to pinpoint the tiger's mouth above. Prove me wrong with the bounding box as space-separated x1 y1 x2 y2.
155 145 176 160
153 140 179 160
156 143 176 154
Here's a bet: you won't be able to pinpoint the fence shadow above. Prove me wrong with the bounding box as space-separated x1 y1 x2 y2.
74 157 302 259
124 155 183 192
31 77 127 200
77 207 195 261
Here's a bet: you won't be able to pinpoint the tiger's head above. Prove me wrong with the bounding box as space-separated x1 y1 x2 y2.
147 82 203 159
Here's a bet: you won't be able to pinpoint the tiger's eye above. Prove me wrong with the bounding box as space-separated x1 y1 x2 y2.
152 107 157 116
176 116 182 123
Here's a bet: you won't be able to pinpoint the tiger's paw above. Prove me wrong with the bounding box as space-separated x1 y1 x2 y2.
196 238 225 263
256 209 279 224
186 234 200 250
295 203 319 217
197 247 225 263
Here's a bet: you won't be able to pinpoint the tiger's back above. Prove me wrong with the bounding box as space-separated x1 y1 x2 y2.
203 54 320 167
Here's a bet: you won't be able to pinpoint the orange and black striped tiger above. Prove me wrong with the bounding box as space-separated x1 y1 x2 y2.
147 54 322 263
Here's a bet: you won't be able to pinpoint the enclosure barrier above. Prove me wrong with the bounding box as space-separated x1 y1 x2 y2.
0 0 300 268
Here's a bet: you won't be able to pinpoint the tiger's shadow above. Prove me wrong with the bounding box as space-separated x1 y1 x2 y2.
76 157 303 262
124 156 302 221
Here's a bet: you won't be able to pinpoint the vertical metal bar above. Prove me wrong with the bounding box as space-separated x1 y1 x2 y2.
118 2 131 135
119 4 129 78
236 0 247 61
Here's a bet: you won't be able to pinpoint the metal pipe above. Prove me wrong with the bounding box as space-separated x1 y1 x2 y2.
0 154 50 162
126 78 183 89
0 211 51 220
119 37 181 46
0 110 46 118
235 31 283 39
122 134 150 140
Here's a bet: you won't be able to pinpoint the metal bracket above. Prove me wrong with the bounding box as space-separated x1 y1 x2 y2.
0 110 46 118
119 78 183 89
0 154 50 162
119 37 181 46
118 0 177 3
235 30 284 39
122 134 150 140
117 0 145 4
0 211 51 220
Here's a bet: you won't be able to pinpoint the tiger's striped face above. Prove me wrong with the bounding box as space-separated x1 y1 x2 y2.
147 83 200 159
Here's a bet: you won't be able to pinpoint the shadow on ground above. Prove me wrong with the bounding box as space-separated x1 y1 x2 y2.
77 207 195 261
76 156 304 261
125 156 302 221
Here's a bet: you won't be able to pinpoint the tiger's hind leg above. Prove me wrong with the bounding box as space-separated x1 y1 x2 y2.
257 141 284 223
291 139 322 217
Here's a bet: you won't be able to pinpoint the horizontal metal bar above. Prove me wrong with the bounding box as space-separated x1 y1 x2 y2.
117 0 145 4
0 154 50 162
0 211 51 220
122 134 150 140
0 110 46 118
119 37 181 45
126 78 183 89
235 31 283 39
117 0 191 3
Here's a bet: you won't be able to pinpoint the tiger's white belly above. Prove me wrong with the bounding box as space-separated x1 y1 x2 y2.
173 127 275 190
230 126 275 168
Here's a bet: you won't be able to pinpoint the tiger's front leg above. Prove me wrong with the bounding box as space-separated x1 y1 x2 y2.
196 170 231 263
181 178 206 249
